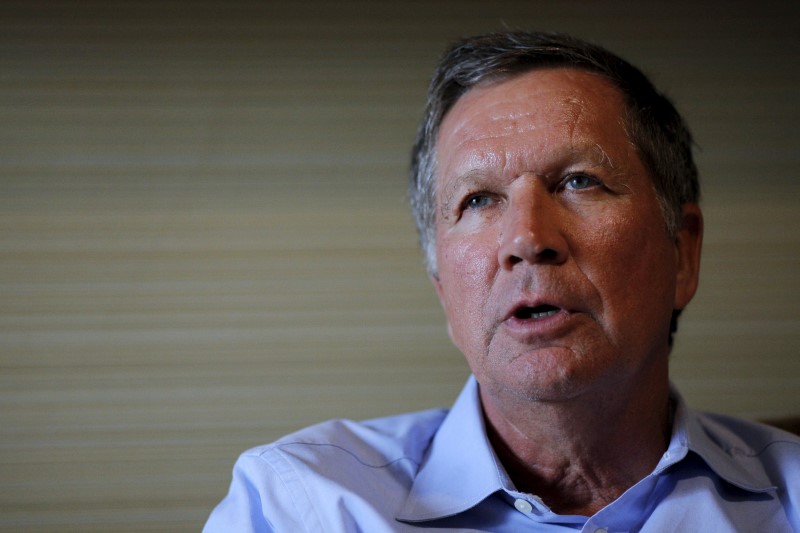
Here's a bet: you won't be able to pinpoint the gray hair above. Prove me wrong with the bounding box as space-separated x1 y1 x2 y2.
409 31 700 276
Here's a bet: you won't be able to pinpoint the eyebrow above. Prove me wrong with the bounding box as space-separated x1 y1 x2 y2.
436 168 492 220
446 142 618 187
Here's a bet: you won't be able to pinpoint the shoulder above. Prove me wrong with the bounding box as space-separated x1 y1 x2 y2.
697 410 800 454
246 407 448 470
692 410 800 488
204 408 449 532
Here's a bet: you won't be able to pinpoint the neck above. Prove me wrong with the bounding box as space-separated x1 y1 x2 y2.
480 378 672 516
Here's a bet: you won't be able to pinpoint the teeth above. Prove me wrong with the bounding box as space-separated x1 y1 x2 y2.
531 309 559 319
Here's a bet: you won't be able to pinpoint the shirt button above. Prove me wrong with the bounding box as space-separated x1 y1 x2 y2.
514 498 533 513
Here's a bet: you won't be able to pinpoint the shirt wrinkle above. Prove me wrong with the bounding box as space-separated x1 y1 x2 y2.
676 394 780 493
275 441 423 470
204 376 800 533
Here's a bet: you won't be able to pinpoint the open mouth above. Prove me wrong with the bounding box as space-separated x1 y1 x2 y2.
513 304 560 320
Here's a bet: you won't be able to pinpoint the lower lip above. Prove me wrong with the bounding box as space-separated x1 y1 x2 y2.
502 309 575 340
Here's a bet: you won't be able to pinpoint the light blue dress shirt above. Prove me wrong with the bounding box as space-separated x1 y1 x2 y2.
204 376 800 532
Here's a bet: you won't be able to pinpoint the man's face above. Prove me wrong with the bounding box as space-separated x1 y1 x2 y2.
431 68 702 407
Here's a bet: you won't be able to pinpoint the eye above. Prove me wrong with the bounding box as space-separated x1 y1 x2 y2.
564 173 600 191
463 193 495 210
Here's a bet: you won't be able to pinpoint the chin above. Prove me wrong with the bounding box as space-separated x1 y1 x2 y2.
481 367 594 405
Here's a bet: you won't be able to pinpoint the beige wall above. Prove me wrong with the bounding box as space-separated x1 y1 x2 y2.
1 1 798 531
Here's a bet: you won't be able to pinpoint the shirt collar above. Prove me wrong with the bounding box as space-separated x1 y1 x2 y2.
397 377 777 524
396 375 509 522
658 386 777 493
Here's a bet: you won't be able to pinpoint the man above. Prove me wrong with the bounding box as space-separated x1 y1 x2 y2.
205 31 799 532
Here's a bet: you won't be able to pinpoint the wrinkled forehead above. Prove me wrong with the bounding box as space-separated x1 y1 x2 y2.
435 68 632 181
441 68 625 132
442 67 626 129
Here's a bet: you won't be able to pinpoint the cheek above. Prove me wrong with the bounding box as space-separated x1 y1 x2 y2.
570 206 627 272
587 202 665 265
439 227 497 282
437 234 497 323
590 213 642 269
579 208 677 321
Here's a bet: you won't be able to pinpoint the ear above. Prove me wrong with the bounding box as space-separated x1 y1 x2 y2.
430 273 456 344
673 203 703 310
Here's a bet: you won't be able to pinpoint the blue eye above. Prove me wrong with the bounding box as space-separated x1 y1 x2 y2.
565 174 598 190
465 194 493 209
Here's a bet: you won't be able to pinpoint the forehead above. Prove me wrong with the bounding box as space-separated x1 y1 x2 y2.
442 67 626 134
435 68 631 179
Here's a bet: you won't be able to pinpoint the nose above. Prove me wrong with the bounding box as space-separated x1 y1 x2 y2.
497 182 569 270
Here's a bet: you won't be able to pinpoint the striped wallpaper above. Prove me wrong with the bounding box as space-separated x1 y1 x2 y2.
1 1 798 530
